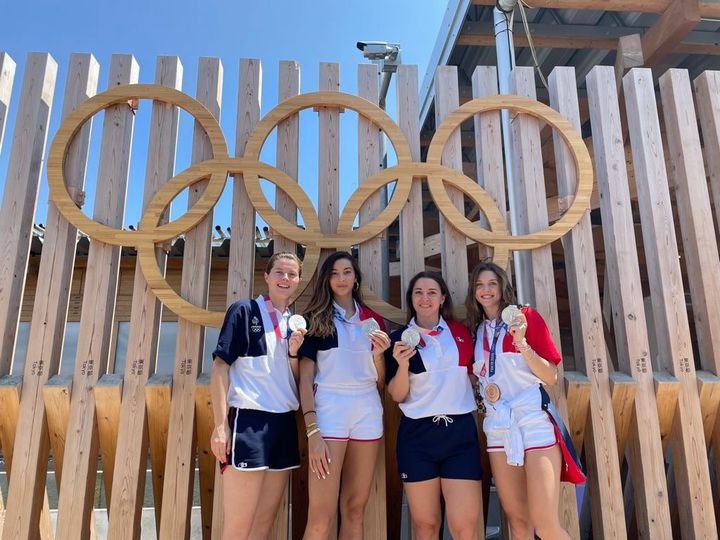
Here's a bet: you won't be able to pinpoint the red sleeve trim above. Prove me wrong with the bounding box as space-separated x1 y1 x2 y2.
447 321 474 373
521 307 562 365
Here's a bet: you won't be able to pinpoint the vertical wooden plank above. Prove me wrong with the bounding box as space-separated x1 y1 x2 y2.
57 55 172 540
194 374 214 540
2 52 95 540
145 374 172 532
357 63 387 540
274 60 300 255
586 65 671 538
660 70 720 376
433 66 468 304
391 65 423 538
623 67 716 538
512 65 579 537
471 66 506 263
318 62 340 267
42 374 72 487
395 65 424 303
0 53 16 154
159 56 222 540
272 61 300 538
694 71 720 240
214 57 262 536
0 52 57 373
95 374 123 509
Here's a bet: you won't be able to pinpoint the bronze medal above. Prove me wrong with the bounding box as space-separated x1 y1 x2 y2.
484 382 501 403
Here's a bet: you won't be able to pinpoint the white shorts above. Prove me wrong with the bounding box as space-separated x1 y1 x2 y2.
315 385 383 441
485 407 556 453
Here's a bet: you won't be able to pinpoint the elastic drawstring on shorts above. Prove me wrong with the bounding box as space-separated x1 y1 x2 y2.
432 415 453 427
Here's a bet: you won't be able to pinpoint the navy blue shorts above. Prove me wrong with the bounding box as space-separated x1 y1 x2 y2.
220 408 300 472
397 412 482 482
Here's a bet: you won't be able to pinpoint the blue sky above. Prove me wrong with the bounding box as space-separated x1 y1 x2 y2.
1 0 447 236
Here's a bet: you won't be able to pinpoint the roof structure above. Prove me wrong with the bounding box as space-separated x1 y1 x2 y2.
420 0 720 133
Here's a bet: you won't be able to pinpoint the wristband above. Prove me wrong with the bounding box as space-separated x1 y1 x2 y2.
306 427 321 438
288 352 299 359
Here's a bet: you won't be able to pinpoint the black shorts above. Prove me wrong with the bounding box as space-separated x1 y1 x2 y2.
220 408 300 472
396 412 482 483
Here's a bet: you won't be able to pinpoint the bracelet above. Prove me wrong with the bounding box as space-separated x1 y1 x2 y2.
288 352 299 359
305 422 318 431
306 427 321 438
303 410 316 417
514 339 532 353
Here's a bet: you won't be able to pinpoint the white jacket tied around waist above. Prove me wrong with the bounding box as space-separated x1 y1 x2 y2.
483 384 543 466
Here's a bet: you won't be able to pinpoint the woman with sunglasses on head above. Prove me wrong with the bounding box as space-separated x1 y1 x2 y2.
297 251 391 540
385 271 481 540
210 252 307 540
466 261 584 540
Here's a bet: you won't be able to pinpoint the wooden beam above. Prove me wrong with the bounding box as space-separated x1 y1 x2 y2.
433 66 469 303
624 66 715 537
158 56 221 540
471 0 720 17
615 34 644 90
642 0 701 66
458 32 617 50
586 65 672 537
0 53 16 154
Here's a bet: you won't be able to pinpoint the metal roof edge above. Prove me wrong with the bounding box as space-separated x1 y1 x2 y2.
418 0 473 127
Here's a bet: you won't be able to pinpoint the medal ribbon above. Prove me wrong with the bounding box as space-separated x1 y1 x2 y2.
263 295 289 340
485 319 506 378
414 325 443 349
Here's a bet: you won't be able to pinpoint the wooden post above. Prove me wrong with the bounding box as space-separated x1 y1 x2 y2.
659 69 720 377
623 67 716 538
274 60 300 255
0 52 57 373
95 374 123 509
694 71 720 240
396 65 424 302
158 56 222 540
514 65 580 536
433 66 469 304
194 374 215 540
358 63 387 540
145 374 173 531
57 56 174 540
586 64 672 538
0 53 16 155
471 66 506 263
2 52 94 540
214 57 263 536
389 64 423 538
318 62 340 267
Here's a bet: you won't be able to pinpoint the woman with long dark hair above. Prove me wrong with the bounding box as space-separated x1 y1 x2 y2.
385 271 481 540
210 252 307 540
466 261 583 540
298 251 390 540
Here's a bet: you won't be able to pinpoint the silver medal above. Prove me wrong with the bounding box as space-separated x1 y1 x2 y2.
501 305 521 326
288 314 307 332
361 318 381 336
401 328 421 349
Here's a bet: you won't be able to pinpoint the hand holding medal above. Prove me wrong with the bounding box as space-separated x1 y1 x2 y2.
287 314 307 358
362 318 391 354
503 305 527 342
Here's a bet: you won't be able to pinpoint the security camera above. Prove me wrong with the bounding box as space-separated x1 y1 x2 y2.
356 41 401 62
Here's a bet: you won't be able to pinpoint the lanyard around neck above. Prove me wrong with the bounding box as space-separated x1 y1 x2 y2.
486 319 506 377
263 296 288 341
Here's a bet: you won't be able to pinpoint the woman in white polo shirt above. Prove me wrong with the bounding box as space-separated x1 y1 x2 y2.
210 252 307 540
385 271 481 540
298 251 390 540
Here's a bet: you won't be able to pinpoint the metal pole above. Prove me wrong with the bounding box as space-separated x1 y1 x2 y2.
494 4 526 303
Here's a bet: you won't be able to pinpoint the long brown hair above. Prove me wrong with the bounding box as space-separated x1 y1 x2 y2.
304 251 365 337
465 261 516 333
404 271 455 324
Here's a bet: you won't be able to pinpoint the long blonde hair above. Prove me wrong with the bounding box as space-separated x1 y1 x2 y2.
465 261 516 334
303 251 365 337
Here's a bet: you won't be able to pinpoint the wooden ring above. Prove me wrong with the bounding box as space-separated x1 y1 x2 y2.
47 84 228 246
